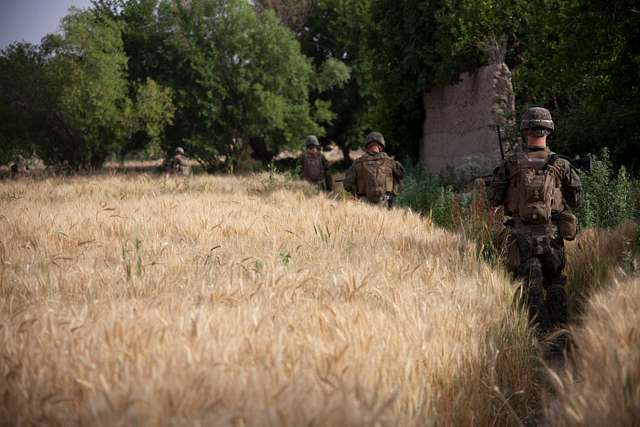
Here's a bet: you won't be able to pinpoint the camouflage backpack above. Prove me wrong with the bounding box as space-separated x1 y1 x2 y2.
506 151 563 224
302 152 325 182
353 154 395 202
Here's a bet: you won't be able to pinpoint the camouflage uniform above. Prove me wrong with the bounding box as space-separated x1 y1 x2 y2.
298 135 332 190
165 147 190 175
344 132 405 208
489 108 582 332
10 155 29 178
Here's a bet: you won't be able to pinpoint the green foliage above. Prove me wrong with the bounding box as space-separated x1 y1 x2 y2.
395 163 455 227
579 149 637 229
277 250 291 266
315 58 351 93
368 0 524 158
0 42 51 164
512 0 640 169
298 0 378 158
0 8 174 169
107 0 320 171
47 9 135 167
131 78 175 158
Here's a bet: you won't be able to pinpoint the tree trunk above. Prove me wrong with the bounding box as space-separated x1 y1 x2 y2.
340 140 352 165
249 137 274 165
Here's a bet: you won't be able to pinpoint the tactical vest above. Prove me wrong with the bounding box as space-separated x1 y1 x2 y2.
505 151 564 225
167 155 188 174
301 152 325 182
353 155 396 202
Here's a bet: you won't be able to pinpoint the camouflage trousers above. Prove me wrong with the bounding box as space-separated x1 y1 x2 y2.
501 225 568 332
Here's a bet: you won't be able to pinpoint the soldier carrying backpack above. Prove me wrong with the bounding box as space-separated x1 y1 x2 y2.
165 147 191 176
298 135 332 191
489 107 582 335
344 132 405 208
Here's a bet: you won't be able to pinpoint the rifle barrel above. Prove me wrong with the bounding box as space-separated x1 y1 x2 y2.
496 125 505 160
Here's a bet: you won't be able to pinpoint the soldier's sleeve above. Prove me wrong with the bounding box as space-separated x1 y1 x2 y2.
393 160 406 182
560 160 582 210
488 161 509 207
343 166 356 194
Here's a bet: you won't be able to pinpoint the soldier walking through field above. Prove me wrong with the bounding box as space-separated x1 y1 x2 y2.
343 132 405 208
10 154 29 178
298 135 332 191
165 147 190 175
489 107 582 335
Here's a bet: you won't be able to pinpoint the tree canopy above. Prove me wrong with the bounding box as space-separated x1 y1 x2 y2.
1 0 638 172
0 7 174 169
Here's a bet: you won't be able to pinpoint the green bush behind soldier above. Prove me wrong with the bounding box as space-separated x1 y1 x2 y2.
489 107 582 334
298 135 332 191
343 132 405 208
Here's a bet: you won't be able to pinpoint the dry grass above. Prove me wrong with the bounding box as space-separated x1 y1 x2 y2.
565 223 639 316
546 276 640 426
0 173 538 426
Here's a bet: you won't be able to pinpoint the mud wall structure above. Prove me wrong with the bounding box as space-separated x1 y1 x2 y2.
420 63 515 173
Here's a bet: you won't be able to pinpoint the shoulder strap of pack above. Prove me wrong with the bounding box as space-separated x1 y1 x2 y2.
545 153 559 169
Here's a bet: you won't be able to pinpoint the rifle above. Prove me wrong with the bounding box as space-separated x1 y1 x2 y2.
497 125 505 161
556 154 593 175
476 127 593 187
475 126 505 187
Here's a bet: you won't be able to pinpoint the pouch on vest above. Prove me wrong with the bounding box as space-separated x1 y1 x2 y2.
553 210 578 241
497 227 521 271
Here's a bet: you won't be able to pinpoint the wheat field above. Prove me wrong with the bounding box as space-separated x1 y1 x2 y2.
546 276 640 426
0 174 538 426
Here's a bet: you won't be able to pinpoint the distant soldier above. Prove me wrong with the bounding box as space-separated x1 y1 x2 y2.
10 155 29 178
344 132 405 208
489 107 582 334
165 147 190 175
298 135 332 190
28 151 46 176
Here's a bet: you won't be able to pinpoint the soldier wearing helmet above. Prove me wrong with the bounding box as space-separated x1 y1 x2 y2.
343 132 405 208
165 147 190 175
489 107 582 336
298 135 332 191
10 154 30 179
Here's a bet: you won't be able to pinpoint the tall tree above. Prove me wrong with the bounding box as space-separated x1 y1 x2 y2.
95 0 322 171
0 43 53 165
513 0 640 168
0 8 174 169
297 0 376 162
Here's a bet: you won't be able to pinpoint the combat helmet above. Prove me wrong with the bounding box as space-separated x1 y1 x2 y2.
366 132 386 148
305 135 320 147
521 107 554 136
175 147 185 155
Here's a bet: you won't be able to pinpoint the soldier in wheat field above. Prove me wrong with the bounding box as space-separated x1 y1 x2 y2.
343 132 405 209
298 135 332 191
489 107 582 335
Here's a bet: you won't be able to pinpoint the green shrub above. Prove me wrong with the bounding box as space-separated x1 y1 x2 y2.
579 149 637 229
396 164 455 228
